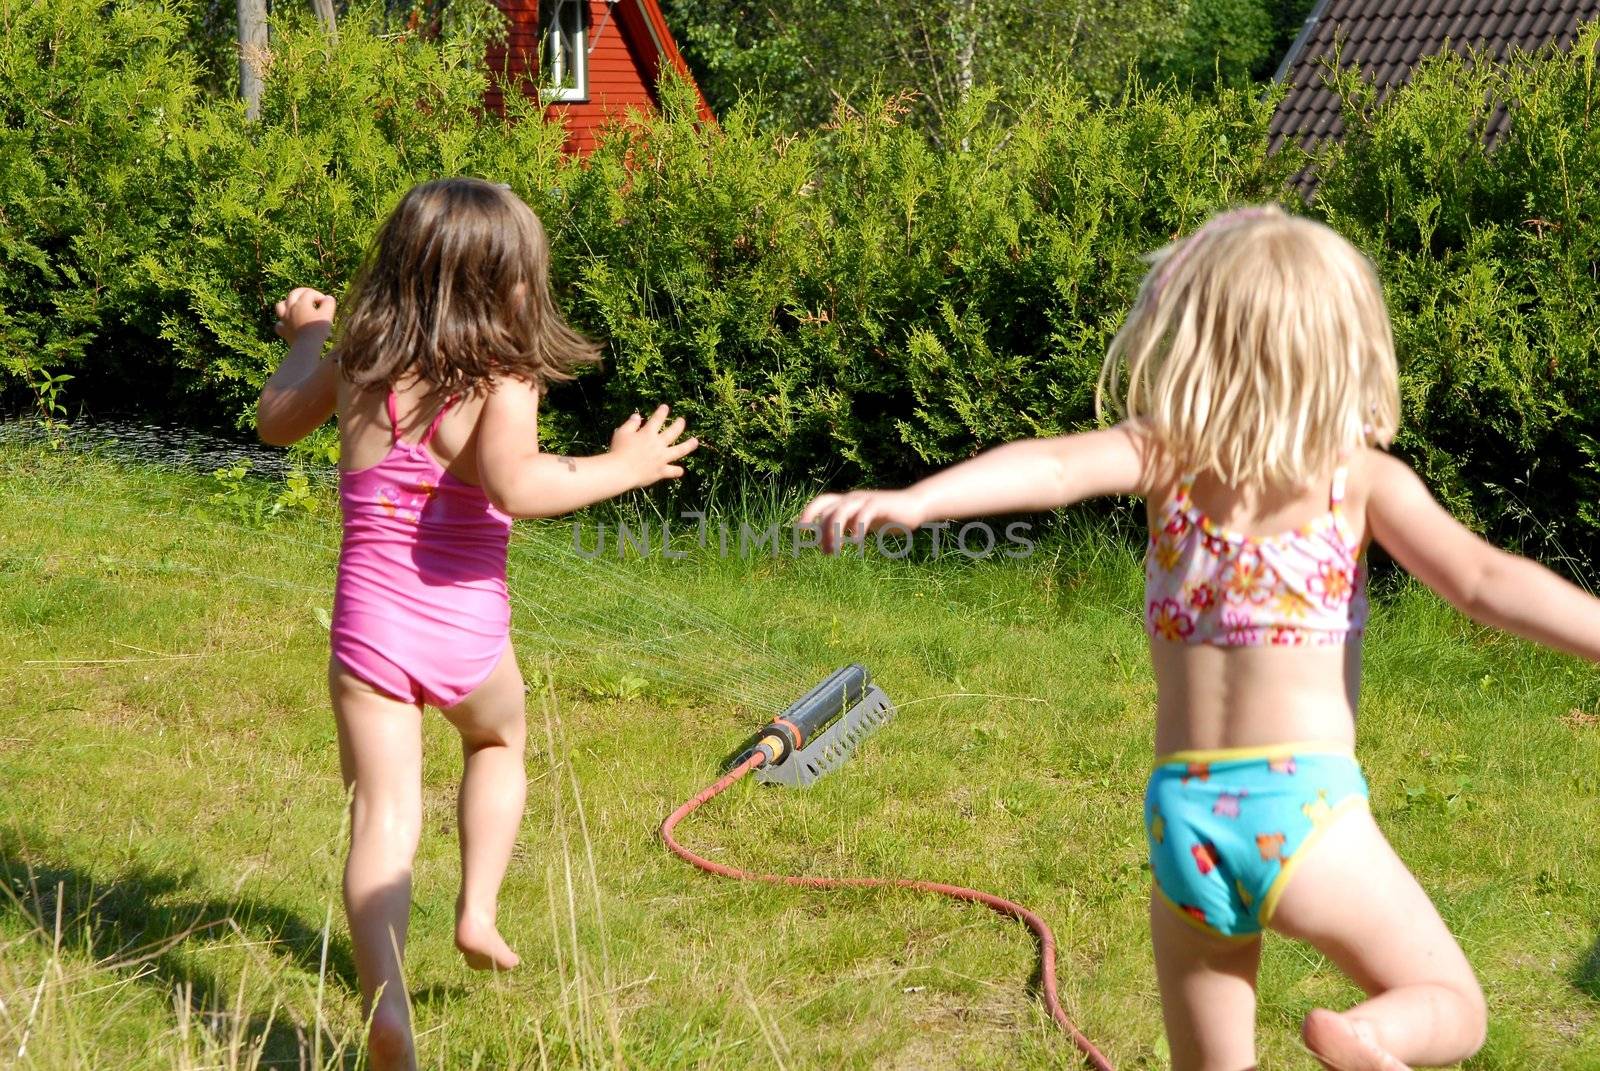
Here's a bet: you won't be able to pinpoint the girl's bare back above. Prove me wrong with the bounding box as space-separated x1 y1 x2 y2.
335 375 490 484
1146 452 1375 755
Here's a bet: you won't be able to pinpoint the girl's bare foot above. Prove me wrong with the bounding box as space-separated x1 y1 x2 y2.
367 1003 417 1071
455 909 520 971
1303 1009 1411 1071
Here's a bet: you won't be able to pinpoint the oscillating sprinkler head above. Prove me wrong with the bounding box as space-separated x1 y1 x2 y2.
745 664 895 787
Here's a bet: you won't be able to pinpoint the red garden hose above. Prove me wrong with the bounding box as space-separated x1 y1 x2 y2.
660 752 1116 1071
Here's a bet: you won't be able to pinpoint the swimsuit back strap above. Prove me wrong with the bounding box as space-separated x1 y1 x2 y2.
1174 472 1197 508
1329 464 1348 510
384 391 402 446
419 395 457 448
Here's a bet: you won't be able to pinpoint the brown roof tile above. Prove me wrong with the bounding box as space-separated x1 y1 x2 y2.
1270 0 1600 158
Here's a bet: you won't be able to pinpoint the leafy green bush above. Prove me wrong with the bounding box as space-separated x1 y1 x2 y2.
0 0 199 417
2 2 1598 566
661 0 1318 130
549 79 1292 481
143 1 571 423
1314 22 1600 564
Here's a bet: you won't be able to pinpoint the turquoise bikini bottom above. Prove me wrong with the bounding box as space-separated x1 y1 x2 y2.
1144 743 1369 939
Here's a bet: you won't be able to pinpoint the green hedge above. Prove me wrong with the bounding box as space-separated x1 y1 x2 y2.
1313 37 1600 566
0 0 199 408
551 80 1292 480
3 1 1598 564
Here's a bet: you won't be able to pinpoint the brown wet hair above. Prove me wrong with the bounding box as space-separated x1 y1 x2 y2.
334 177 600 399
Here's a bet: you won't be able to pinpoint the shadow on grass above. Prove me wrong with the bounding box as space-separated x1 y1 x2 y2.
1574 933 1600 1001
412 982 469 1006
0 828 361 1068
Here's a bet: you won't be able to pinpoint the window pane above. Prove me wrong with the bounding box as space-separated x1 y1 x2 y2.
539 0 586 95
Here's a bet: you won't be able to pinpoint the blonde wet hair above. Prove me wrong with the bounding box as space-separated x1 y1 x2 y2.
1097 204 1399 489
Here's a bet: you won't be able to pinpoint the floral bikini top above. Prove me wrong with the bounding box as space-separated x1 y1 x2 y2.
1144 468 1368 647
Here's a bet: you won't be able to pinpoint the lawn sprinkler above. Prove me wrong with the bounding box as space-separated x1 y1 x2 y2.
660 665 1116 1070
740 663 896 787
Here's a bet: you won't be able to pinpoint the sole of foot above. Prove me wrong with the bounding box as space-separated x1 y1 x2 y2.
455 912 521 972
1303 1009 1411 1071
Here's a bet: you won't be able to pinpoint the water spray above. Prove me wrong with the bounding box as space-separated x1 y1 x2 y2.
660 664 1115 1070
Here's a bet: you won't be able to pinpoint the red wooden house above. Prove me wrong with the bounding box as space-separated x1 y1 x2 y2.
486 0 713 153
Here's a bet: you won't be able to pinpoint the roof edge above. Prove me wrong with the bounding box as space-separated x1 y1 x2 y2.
628 0 715 121
1273 0 1334 84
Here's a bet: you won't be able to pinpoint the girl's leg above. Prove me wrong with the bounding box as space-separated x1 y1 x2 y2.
329 659 425 1071
1150 895 1264 1071
438 645 527 971
1267 808 1486 1069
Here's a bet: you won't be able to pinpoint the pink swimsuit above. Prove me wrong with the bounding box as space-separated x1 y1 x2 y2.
331 392 514 707
1144 467 1368 647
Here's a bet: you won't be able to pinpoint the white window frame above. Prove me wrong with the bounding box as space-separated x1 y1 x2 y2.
540 0 588 103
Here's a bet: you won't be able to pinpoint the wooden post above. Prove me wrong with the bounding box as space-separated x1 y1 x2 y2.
953 0 977 150
310 0 338 39
953 0 977 103
236 0 268 120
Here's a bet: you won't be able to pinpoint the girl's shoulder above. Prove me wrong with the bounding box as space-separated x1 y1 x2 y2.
1116 419 1182 503
1342 447 1415 501
1334 448 1427 549
471 374 545 459
476 373 541 423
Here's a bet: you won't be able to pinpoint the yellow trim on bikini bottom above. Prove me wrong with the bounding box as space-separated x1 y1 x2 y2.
1153 740 1355 767
1150 881 1260 943
1258 795 1370 926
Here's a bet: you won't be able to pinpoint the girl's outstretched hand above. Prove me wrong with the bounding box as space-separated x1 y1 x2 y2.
609 404 699 487
799 489 929 554
273 288 336 345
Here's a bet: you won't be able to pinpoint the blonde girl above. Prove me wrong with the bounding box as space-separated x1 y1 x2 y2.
801 204 1600 1069
256 178 698 1070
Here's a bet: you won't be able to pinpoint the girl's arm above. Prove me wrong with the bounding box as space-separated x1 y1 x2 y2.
257 288 338 446
475 376 699 519
1367 450 1600 661
798 423 1153 551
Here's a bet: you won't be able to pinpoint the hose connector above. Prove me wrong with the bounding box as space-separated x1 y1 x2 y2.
721 665 877 778
750 732 788 767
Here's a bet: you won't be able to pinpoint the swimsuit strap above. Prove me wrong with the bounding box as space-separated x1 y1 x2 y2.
384 391 402 446
419 395 457 448
1174 472 1197 508
1329 464 1348 511
384 390 456 448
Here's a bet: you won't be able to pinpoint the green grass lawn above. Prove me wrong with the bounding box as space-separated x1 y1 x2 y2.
2 444 1598 1069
